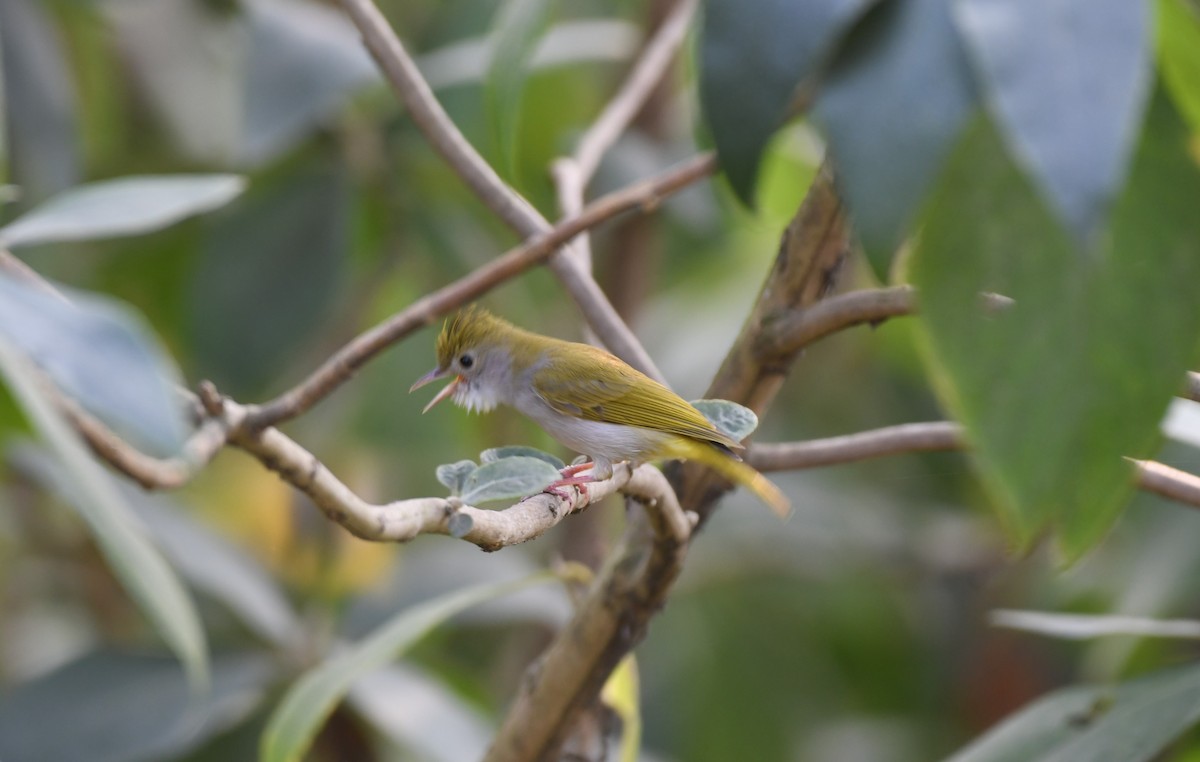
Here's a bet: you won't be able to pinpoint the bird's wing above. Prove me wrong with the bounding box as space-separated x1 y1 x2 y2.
532 345 741 449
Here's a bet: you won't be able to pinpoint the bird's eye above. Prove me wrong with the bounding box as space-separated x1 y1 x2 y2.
459 353 474 369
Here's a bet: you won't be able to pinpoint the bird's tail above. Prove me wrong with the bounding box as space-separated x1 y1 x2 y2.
666 438 791 518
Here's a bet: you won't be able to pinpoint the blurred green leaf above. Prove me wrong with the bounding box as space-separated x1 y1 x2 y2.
1157 0 1200 133
0 174 245 248
0 274 188 454
945 662 1200 762
692 399 759 441
348 664 493 762
0 0 80 201
459 455 561 504
484 0 556 180
911 95 1200 557
480 445 565 470
241 0 378 164
435 459 477 495
0 337 208 688
260 572 552 762
189 162 347 395
699 0 875 204
102 0 244 163
954 0 1152 245
0 650 273 762
812 0 977 279
10 442 302 650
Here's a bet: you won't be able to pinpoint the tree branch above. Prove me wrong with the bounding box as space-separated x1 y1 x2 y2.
551 0 696 283
486 470 690 761
337 0 664 381
244 153 714 430
747 421 964 470
747 421 1200 512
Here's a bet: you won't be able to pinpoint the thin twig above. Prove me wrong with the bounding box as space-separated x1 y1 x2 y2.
747 421 1200 512
758 285 916 359
552 0 697 273
747 422 964 471
572 0 697 182
1131 458 1200 509
1187 372 1200 403
337 0 663 381
245 153 714 430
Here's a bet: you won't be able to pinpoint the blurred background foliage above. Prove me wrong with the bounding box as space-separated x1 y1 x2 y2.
1 0 1200 760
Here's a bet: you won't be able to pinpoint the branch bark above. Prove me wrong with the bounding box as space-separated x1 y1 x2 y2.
337 0 663 381
245 153 714 430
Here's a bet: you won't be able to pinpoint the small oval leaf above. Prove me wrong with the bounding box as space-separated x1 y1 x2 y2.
0 174 246 248
480 445 566 470
691 399 759 441
459 456 562 504
436 460 477 495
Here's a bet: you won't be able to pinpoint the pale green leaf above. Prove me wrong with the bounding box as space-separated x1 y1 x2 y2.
459 456 561 504
0 174 245 248
260 573 552 762
0 338 208 689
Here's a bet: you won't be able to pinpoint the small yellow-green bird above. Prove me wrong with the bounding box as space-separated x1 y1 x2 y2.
410 306 789 517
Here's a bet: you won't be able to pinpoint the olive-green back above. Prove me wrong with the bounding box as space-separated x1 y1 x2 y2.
532 343 740 449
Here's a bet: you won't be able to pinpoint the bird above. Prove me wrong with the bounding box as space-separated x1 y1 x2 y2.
410 306 789 517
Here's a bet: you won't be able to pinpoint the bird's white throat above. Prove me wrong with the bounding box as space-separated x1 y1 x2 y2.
453 378 501 414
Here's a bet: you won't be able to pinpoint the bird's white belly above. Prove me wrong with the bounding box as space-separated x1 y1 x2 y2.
534 413 669 472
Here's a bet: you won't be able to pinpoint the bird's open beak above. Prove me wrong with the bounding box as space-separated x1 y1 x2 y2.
410 368 461 413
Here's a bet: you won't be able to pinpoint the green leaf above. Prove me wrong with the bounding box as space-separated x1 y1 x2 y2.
812 0 977 280
435 459 477 495
0 275 189 454
699 0 875 203
911 95 1200 558
944 662 1200 762
260 572 552 762
0 174 245 248
480 445 566 470
691 399 759 441
954 0 1152 245
0 0 80 200
459 456 561 504
189 163 348 396
241 0 378 164
0 650 273 762
1157 0 1200 133
0 338 209 689
484 0 556 180
10 443 302 650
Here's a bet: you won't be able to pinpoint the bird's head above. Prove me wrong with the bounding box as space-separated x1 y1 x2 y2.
410 306 519 413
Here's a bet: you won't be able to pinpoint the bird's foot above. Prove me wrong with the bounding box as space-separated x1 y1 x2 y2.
559 461 594 478
543 470 597 500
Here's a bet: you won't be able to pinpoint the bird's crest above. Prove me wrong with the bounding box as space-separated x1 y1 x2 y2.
435 306 513 368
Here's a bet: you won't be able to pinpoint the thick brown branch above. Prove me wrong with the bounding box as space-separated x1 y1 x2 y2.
245 154 714 430
667 163 852 519
337 0 662 380
485 471 690 761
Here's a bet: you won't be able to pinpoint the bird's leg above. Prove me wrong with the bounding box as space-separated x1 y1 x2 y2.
542 461 598 500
